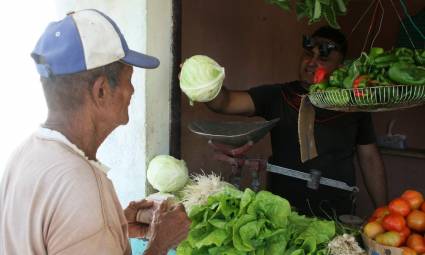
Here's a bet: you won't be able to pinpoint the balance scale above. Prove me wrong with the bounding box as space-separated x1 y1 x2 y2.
188 118 363 225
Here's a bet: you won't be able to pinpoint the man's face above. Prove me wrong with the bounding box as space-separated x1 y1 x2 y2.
106 65 135 126
299 37 344 85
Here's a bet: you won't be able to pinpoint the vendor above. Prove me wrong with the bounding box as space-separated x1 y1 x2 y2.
202 26 388 217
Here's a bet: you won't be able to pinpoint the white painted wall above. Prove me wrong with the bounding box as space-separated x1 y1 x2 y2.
55 0 173 206
145 0 173 194
0 1 55 178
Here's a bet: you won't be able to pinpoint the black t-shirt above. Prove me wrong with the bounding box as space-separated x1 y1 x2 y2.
248 81 376 216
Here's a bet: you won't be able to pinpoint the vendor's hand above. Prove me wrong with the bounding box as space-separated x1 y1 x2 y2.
145 203 191 255
124 199 154 238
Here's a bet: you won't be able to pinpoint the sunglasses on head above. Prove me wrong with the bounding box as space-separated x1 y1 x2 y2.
302 35 339 58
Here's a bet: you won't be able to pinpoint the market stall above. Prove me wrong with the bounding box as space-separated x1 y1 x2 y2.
139 0 425 254
161 1 425 254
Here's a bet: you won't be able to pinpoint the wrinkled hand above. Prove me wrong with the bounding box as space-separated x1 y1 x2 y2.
124 199 154 238
145 203 191 254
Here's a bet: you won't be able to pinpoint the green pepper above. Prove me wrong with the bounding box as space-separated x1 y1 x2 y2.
388 62 425 86
394 47 415 64
309 82 329 92
415 49 425 66
328 67 347 87
369 47 384 59
376 73 392 86
342 60 362 89
394 47 414 58
372 53 398 68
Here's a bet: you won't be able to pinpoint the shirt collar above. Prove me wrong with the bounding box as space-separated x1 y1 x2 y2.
35 127 110 174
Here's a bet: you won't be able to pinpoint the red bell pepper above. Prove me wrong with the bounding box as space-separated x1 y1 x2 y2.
353 75 369 97
313 66 327 84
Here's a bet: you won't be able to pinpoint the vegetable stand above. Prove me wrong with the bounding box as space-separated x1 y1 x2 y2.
188 119 360 199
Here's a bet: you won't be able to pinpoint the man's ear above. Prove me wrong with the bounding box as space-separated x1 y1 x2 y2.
91 76 108 106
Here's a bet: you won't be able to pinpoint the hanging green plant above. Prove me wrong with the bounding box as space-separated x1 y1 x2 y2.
267 0 349 29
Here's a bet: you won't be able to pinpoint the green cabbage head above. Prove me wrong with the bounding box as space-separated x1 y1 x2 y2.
180 55 225 105
147 155 189 193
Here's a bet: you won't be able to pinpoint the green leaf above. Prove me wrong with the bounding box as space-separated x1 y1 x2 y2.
313 0 322 20
322 4 340 29
208 246 247 255
246 191 291 228
176 240 193 255
335 0 347 14
233 214 257 252
295 220 336 246
209 218 227 229
239 188 255 216
266 0 291 11
195 228 229 248
305 0 316 20
296 2 308 19
289 249 305 255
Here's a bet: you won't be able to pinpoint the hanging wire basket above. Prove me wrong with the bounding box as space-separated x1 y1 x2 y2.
308 85 425 112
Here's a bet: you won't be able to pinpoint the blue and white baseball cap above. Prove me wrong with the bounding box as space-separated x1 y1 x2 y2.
31 9 160 77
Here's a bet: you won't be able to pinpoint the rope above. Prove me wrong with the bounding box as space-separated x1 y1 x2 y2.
399 0 425 40
370 0 385 49
349 0 377 38
389 0 416 49
362 1 380 53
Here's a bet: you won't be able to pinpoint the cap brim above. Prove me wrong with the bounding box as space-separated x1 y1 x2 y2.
121 50 160 69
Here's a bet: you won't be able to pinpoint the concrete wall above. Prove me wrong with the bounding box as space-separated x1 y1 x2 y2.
55 0 173 206
181 0 425 218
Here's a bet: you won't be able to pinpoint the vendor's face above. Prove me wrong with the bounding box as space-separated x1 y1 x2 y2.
107 65 134 126
299 37 344 85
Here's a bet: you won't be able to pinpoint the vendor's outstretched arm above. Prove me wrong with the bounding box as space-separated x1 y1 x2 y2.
206 87 256 116
357 143 388 208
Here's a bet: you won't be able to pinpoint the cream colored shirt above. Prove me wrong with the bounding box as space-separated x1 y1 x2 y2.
0 128 131 255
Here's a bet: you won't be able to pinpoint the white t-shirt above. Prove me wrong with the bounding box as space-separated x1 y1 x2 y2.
0 128 131 255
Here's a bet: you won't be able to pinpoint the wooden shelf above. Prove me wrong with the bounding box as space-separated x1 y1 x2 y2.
379 147 425 160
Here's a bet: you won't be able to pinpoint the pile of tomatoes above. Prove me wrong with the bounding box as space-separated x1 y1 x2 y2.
363 190 425 254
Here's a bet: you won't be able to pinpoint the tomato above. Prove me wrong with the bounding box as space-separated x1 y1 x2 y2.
401 246 418 255
375 231 404 247
407 210 425 233
402 190 424 210
370 206 390 223
407 233 425 253
382 213 407 232
364 221 385 239
389 198 411 217
400 227 411 243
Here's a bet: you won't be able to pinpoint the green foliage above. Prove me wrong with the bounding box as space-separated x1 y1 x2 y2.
177 188 336 255
267 0 349 29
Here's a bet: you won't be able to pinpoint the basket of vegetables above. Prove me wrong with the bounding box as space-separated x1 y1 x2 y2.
308 47 425 112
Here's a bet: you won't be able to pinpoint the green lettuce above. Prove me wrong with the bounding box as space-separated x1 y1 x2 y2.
176 188 335 255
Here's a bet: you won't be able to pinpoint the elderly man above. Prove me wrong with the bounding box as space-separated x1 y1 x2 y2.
0 9 189 255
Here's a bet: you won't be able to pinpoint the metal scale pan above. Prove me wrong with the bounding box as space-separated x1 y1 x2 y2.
188 118 280 147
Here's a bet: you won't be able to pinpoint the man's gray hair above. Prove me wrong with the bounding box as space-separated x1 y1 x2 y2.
41 61 125 111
